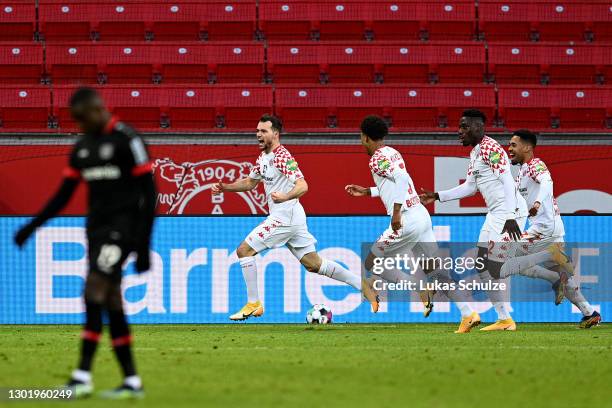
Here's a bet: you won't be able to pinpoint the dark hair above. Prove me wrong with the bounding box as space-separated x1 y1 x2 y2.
513 129 538 147
462 109 487 125
259 114 282 134
69 87 100 108
360 115 388 141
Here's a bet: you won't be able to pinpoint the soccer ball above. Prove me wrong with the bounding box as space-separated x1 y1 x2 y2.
306 304 333 324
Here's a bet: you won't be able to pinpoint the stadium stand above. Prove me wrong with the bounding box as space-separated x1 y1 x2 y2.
0 43 44 84
0 87 51 131
52 85 273 131
0 1 36 41
498 86 612 130
38 0 257 41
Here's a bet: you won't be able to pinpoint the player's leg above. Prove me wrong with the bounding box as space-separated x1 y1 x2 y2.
65 272 109 398
230 218 289 320
99 281 144 399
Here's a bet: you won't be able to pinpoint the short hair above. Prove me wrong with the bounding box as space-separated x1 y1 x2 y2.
69 87 100 108
462 109 487 125
513 129 538 147
259 114 282 134
360 115 388 141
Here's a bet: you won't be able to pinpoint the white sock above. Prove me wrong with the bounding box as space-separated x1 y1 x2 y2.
124 375 142 389
318 258 360 290
500 250 553 278
520 265 560 284
480 270 512 320
565 277 595 316
427 269 473 317
239 256 259 303
456 302 473 318
71 369 92 384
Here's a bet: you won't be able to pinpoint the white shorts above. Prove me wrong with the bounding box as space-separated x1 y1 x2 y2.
371 205 438 259
245 216 317 260
516 231 564 255
478 216 527 262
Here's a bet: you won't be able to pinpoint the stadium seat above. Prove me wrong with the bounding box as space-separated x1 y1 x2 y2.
53 85 273 131
275 85 496 131
39 0 257 42
498 86 612 131
0 87 51 131
479 1 612 42
0 1 36 41
267 42 485 84
488 44 612 85
259 0 476 41
0 43 43 84
45 43 264 84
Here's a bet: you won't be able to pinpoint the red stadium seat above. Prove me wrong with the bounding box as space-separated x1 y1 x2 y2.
267 42 485 85
0 2 36 41
259 0 476 41
53 85 273 131
488 44 612 85
479 1 612 42
39 0 257 42
0 44 43 84
275 85 496 131
45 43 264 85
0 87 51 131
498 86 612 131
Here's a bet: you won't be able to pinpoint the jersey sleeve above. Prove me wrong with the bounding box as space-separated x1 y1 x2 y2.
273 148 304 183
528 159 552 184
248 155 263 180
480 139 508 177
62 145 81 180
128 135 153 177
369 151 392 178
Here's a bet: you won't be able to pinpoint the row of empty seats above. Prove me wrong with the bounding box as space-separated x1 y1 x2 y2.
3 42 612 85
2 0 612 42
2 85 610 132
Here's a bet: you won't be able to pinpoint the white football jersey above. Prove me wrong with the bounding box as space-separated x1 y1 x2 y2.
249 145 306 225
466 135 528 219
369 146 422 215
517 158 564 237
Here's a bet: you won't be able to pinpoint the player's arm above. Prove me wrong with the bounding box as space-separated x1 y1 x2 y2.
14 170 80 247
531 169 553 216
271 177 307 203
499 166 522 240
420 178 477 205
345 184 374 197
389 162 411 231
212 177 260 194
133 172 157 272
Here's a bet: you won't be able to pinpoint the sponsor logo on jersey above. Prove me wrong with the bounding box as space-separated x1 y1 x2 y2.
81 165 121 181
99 143 114 160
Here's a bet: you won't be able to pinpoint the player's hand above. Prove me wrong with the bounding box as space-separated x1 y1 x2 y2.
419 188 437 205
14 223 35 248
502 219 522 241
529 202 541 217
345 184 368 197
211 181 224 195
135 249 150 273
271 191 289 203
391 212 402 232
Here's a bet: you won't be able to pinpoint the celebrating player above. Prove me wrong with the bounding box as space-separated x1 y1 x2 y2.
345 115 480 333
420 109 528 331
14 88 156 399
503 129 601 328
212 114 379 320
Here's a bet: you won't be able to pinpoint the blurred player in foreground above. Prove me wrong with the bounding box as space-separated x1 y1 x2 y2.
212 114 379 320
504 129 601 328
14 88 156 399
420 109 528 331
345 115 480 333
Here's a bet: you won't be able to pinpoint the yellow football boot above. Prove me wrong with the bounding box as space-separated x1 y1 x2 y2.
479 318 517 331
362 279 380 313
454 312 481 333
229 301 264 321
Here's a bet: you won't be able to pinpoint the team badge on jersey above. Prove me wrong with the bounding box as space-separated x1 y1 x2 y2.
77 148 89 158
99 143 114 160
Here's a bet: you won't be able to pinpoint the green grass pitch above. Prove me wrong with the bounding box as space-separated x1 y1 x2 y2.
1 324 611 408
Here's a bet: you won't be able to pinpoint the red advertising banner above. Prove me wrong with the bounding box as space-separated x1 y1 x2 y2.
1 143 611 215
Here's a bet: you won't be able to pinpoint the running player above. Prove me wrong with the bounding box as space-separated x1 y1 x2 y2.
212 114 379 320
345 115 480 333
504 129 601 328
14 88 156 398
420 109 528 331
